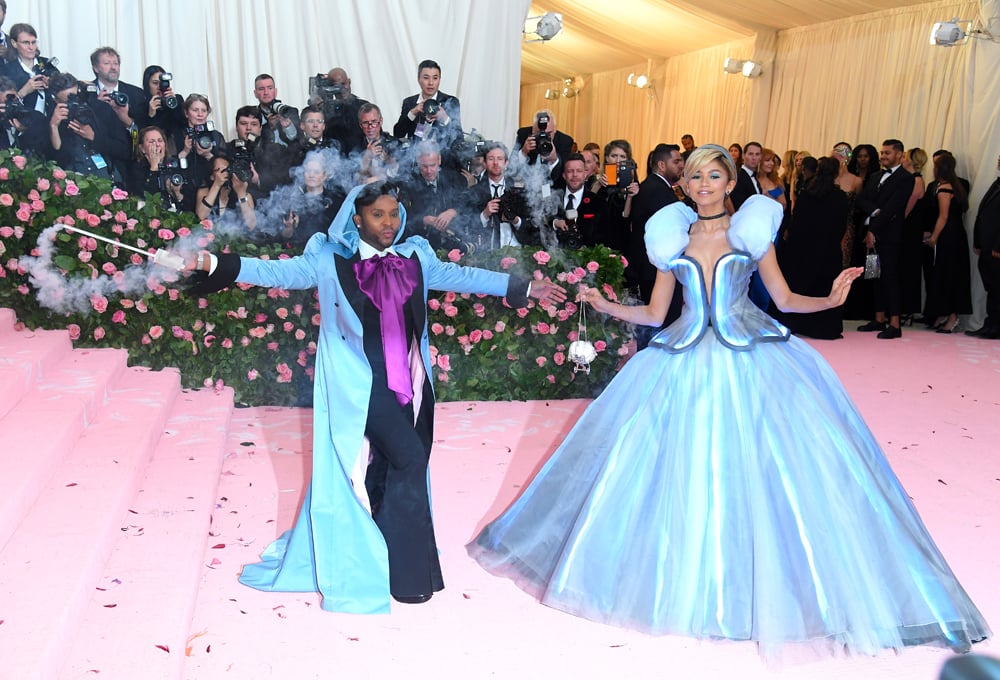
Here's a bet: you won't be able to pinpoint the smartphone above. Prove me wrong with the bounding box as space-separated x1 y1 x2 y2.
604 163 618 185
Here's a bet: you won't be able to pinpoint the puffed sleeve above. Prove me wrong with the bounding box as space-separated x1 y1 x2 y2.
644 201 697 270
728 195 782 260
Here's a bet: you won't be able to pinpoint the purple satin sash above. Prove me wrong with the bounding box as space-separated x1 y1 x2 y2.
354 253 420 406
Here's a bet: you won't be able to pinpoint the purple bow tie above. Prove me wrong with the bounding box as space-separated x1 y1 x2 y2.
354 253 420 406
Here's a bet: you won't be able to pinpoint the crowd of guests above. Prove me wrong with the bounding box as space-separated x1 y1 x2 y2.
0 16 996 340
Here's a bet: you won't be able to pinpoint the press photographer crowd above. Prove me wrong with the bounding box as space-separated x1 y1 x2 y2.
1 15 997 341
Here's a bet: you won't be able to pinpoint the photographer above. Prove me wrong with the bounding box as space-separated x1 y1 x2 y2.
393 60 462 167
226 105 291 200
139 65 185 137
466 142 537 250
356 102 400 182
127 126 189 212
1 23 57 115
285 105 333 169
543 153 605 250
309 67 368 155
89 47 143 184
194 153 256 232
253 73 299 146
47 73 126 180
514 109 574 189
173 93 226 190
0 76 48 157
401 140 471 251
592 139 640 251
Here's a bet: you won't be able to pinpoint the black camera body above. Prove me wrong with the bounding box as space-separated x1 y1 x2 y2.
32 57 60 78
1 93 30 122
534 112 554 157
186 122 216 151
423 99 440 118
158 72 180 109
259 100 293 117
229 133 257 183
159 156 188 188
65 92 96 127
615 159 637 188
109 91 128 107
498 185 526 224
310 74 344 115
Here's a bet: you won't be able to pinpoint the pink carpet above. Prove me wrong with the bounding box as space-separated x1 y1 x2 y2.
183 328 1000 680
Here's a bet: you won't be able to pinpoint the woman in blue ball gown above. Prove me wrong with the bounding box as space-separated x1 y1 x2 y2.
467 145 990 661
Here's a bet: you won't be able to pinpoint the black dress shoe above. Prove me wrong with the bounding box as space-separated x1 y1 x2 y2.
965 326 998 338
393 593 432 604
858 320 887 332
877 325 902 339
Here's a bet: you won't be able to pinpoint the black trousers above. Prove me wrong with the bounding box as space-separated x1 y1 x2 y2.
873 237 901 318
364 377 443 599
979 251 1000 329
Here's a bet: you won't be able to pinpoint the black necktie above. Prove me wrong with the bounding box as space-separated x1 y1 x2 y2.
492 184 500 199
565 193 575 211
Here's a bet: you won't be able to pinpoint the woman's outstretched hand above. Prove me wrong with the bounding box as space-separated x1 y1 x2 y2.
827 267 864 307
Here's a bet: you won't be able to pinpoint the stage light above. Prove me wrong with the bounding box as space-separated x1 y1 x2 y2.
524 12 563 43
742 60 763 78
723 58 745 74
930 18 972 46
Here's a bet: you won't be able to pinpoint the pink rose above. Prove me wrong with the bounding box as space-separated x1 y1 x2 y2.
168 289 179 301
177 227 191 237
620 255 628 267
120 299 134 308
445 326 455 336
516 308 529 318
428 298 441 311
283 321 293 333
594 340 607 352
53 168 67 180
65 182 80 197
443 305 458 318
0 226 12 237
99 194 113 206
17 284 29 294
91 295 108 313
276 363 293 383
0 167 9 180
131 254 144 265
536 356 547 367
93 327 106 341
141 334 151 345
255 313 268 323
312 313 321 326
533 251 551 265
567 330 579 342
268 341 279 351
101 262 117 275
482 329 493 340
29 199 43 212
472 303 486 318
297 351 308 367
198 298 208 309
507 352 517 360
86 214 101 227
171 326 185 338
12 155 26 170
431 322 444 335
447 249 462 262
67 324 81 340
500 257 517 270
111 187 129 200
157 228 175 241
553 352 565 366
136 300 147 313
115 211 128 223
495 321 506 332
111 310 126 324
470 329 483 343
248 369 259 381
537 321 550 334
586 261 599 273
221 338 233 349
457 335 470 346
293 304 303 315
444 291 456 303
294 329 306 340
0 194 12 207
438 372 449 383
275 307 289 319
547 374 555 384
249 326 268 338
37 178 51 191
16 206 31 221
437 354 451 371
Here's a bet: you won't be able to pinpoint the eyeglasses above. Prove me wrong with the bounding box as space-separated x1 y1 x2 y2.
359 120 382 128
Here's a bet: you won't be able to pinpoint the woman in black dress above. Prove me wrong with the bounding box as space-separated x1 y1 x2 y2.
922 153 972 333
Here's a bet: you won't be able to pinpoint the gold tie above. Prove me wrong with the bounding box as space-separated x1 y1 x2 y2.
672 184 686 202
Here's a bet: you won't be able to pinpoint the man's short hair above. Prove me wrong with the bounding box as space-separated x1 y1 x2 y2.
651 143 680 167
417 59 441 75
681 134 694 141
883 139 904 153
90 47 120 68
358 102 382 119
49 72 79 94
235 105 259 122
482 141 508 160
300 105 324 120
254 73 275 86
0 76 17 93
415 140 441 159
744 141 762 153
0 1 8 13
564 152 586 166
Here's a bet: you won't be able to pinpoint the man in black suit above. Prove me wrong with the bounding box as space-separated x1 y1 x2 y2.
855 139 916 339
0 75 48 157
466 142 536 250
543 153 605 250
393 59 461 153
401 140 470 251
0 1 11 66
89 47 146 184
627 143 686 304
253 73 299 147
514 109 574 189
312 67 368 155
728 141 762 211
967 152 1000 339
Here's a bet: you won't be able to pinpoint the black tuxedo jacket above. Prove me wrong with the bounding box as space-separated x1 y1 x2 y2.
730 166 760 210
974 177 1000 252
627 174 679 283
2 56 58 114
392 92 462 141
548 188 606 248
401 168 468 241
857 168 916 244
89 79 147 130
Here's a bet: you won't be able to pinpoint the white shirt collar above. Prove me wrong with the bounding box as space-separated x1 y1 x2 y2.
565 187 583 206
358 239 397 260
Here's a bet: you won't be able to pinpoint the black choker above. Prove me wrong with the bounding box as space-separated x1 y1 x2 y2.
697 211 727 220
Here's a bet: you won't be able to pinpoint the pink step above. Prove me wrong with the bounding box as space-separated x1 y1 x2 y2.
0 367 182 679
62 386 234 679
0 325 74 420
0 307 16 333
0 348 130 550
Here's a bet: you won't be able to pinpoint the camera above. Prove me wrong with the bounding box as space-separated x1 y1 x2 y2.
1 93 30 122
557 207 584 249
66 92 97 127
259 100 293 118
309 74 344 115
158 72 180 109
534 113 553 157
186 121 216 151
32 57 60 79
613 159 637 188
498 185 526 224
158 156 188 188
423 99 440 118
109 91 129 107
229 133 257 183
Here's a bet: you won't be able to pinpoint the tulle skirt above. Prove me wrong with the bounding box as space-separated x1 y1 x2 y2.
468 333 990 661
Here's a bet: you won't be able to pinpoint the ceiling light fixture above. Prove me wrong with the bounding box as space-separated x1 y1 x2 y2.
524 12 563 43
929 17 995 46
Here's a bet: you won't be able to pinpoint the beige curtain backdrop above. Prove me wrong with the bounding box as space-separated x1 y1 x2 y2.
12 0 532 143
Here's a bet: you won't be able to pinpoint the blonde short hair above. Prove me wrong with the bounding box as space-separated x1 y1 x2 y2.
683 144 736 181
